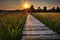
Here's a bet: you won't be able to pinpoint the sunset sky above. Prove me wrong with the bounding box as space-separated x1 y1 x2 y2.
0 0 60 10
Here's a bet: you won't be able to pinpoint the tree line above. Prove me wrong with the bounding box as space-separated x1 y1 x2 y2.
29 5 60 12
0 5 60 13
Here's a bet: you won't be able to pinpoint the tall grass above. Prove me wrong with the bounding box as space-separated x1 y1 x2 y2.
0 12 27 40
32 12 60 34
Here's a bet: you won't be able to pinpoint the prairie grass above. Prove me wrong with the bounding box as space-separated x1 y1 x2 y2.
0 12 27 40
32 12 60 34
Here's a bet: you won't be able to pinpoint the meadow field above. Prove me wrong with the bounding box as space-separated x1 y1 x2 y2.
0 12 27 40
32 12 60 34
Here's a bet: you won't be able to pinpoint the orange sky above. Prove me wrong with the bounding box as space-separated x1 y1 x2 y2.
0 0 60 10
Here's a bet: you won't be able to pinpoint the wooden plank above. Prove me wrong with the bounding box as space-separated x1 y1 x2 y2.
21 13 60 40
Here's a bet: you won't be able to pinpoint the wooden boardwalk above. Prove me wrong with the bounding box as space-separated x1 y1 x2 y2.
21 13 60 40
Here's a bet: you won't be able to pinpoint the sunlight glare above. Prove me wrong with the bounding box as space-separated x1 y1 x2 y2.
24 3 29 9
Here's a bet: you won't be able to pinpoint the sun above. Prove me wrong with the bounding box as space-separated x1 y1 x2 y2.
24 3 29 9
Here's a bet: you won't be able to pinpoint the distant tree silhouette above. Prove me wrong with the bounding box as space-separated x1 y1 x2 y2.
56 7 60 12
30 5 35 12
37 7 42 12
0 10 2 12
51 7 55 12
43 6 47 12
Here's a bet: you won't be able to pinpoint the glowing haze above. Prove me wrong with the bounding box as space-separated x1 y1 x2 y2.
0 0 60 10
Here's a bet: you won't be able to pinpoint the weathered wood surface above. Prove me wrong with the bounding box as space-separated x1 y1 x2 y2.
21 14 60 40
